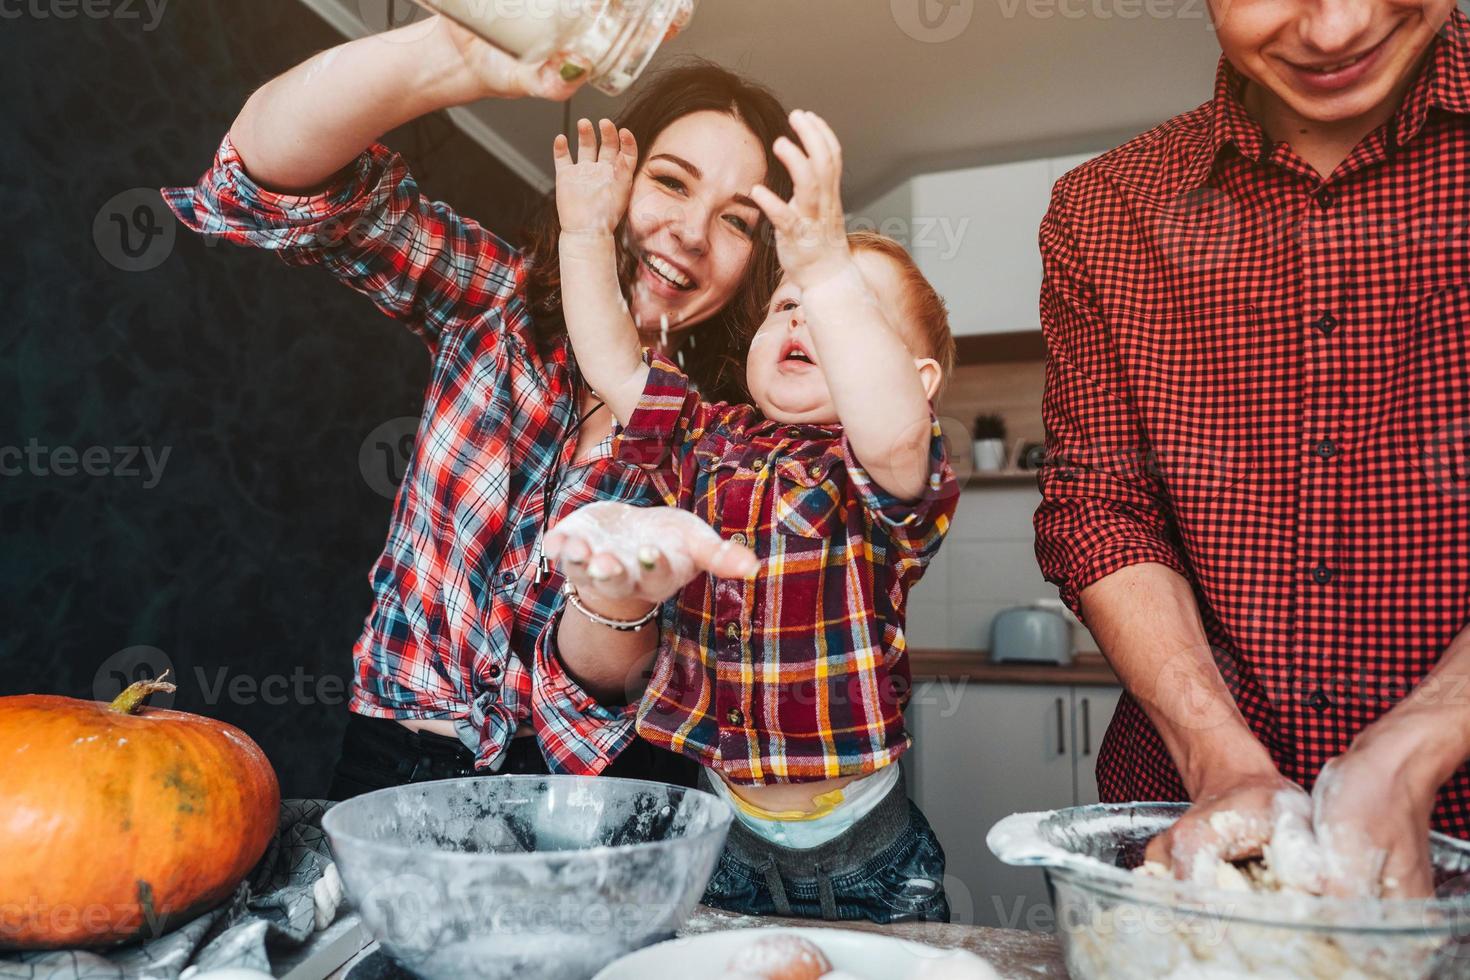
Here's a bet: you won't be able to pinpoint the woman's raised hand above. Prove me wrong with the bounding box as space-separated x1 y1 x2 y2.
750 110 854 291
554 119 640 239
544 502 758 608
440 16 590 102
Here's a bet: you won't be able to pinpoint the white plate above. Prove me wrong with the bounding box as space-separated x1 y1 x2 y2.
592 926 977 979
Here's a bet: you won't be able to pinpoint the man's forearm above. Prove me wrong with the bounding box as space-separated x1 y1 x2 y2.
1351 624 1470 794
557 233 647 423
1080 561 1278 796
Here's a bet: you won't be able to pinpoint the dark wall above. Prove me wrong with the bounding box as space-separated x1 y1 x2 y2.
0 1 547 797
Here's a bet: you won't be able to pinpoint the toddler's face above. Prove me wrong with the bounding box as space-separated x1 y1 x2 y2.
745 251 914 424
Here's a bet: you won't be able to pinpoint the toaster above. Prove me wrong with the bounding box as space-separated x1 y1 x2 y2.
990 602 1074 665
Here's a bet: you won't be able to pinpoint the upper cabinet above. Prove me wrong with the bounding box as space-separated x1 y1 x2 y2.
853 151 1102 337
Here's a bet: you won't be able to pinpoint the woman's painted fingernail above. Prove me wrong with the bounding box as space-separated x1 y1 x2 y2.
561 63 587 81
637 546 659 571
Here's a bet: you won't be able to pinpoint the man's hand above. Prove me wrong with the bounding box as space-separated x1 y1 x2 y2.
1311 736 1437 899
440 16 590 102
544 502 758 611
749 111 855 292
554 119 639 239
1145 770 1324 890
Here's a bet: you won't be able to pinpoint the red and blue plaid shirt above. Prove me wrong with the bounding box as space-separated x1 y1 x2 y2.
1035 21 1470 837
611 355 957 784
164 136 662 774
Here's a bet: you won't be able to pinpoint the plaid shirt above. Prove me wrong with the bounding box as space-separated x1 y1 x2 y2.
607 355 957 784
1035 22 1470 837
163 136 662 774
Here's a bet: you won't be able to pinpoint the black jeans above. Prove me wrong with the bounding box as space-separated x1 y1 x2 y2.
327 712 699 801
700 773 951 925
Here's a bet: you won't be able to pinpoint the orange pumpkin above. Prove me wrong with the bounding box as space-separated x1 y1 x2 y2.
0 673 280 949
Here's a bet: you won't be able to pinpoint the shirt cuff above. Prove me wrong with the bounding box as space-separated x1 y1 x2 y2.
844 416 959 542
1054 538 1191 622
161 133 395 249
530 610 640 776
615 352 695 470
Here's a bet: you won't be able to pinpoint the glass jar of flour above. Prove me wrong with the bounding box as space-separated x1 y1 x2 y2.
414 0 697 95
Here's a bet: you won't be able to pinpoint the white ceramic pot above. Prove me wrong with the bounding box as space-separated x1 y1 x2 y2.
973 438 1007 473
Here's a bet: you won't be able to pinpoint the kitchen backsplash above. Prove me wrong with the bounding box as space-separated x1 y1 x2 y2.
915 358 1098 655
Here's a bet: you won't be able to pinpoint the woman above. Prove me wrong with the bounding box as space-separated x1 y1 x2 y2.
162 16 793 797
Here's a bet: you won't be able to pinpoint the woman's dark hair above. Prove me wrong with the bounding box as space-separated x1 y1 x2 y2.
521 60 794 402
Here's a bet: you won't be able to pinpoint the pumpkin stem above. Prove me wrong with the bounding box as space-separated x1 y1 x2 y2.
109 669 177 715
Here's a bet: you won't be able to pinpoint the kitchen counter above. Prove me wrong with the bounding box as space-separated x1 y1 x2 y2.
327 909 1065 979
908 649 1118 686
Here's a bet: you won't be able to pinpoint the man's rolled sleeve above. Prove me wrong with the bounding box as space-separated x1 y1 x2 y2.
1034 178 1189 621
845 416 959 563
530 610 640 776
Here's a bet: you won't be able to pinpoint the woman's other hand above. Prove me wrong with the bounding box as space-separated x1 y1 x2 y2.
440 16 590 102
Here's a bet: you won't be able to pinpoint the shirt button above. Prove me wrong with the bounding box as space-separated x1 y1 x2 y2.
724 622 741 640
730 532 748 547
1314 439 1339 460
1314 188 1334 210
1307 689 1332 713
487 663 502 680
808 464 824 480
1313 313 1339 336
752 458 766 472
1311 563 1336 585
787 427 801 439
727 708 745 726
499 570 517 586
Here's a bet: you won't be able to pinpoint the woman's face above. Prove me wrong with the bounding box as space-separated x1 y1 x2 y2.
623 110 768 335
1210 0 1454 125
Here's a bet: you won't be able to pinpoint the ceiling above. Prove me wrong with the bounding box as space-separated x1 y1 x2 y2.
300 0 1225 206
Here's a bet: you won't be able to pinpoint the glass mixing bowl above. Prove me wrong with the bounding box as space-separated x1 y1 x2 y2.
323 775 732 980
989 803 1470 979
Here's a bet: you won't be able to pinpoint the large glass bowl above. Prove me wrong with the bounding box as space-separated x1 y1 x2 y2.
323 775 732 980
989 803 1470 979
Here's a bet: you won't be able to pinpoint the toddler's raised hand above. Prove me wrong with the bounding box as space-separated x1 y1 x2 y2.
554 118 638 238
750 110 854 291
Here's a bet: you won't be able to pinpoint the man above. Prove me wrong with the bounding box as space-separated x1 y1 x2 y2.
1036 0 1470 898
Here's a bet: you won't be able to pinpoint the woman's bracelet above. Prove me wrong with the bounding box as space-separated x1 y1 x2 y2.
562 582 659 632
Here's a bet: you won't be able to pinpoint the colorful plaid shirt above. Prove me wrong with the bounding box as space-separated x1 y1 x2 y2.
1035 22 1470 837
607 355 957 785
163 136 662 774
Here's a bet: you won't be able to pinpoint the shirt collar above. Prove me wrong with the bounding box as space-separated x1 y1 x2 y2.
1392 11 1470 146
1186 12 1470 187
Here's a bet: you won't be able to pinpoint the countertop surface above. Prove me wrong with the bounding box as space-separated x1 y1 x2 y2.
908 649 1118 686
327 909 1065 979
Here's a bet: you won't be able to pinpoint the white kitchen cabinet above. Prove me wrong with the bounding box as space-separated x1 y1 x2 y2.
852 150 1108 338
909 160 1053 337
1072 686 1124 806
906 682 1124 929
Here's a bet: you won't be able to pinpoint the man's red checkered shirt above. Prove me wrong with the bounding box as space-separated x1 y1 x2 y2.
614 355 957 784
1035 24 1470 838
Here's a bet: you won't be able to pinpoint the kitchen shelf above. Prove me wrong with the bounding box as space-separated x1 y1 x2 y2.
960 470 1039 489
908 649 1118 686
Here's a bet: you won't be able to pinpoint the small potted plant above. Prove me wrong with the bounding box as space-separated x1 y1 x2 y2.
973 414 1008 473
